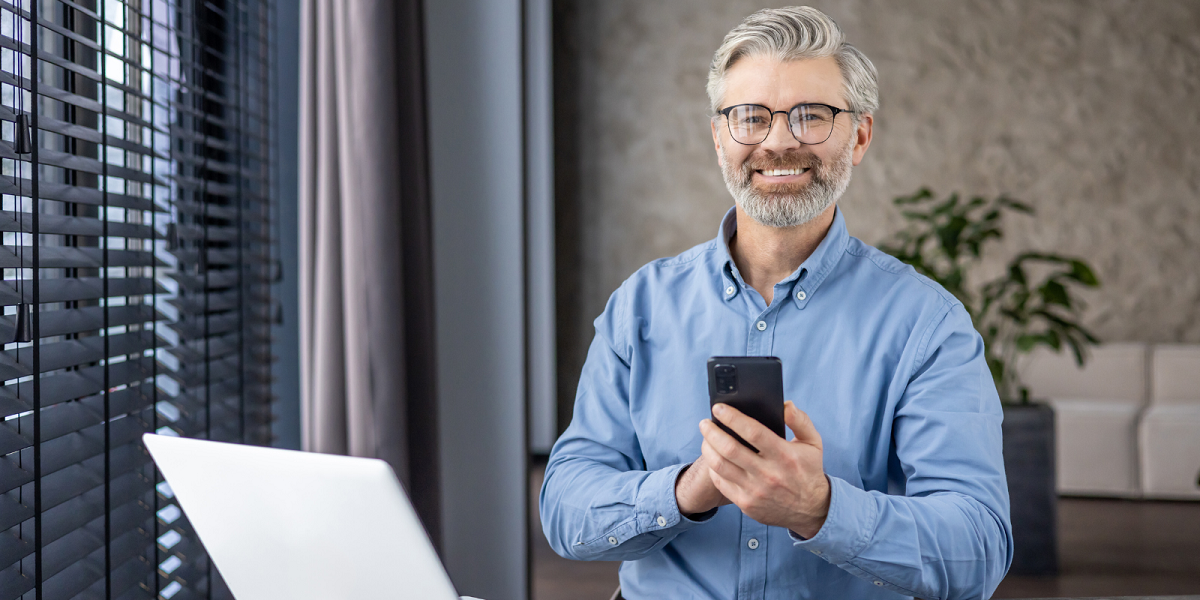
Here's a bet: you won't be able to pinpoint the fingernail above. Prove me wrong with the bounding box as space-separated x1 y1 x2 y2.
713 404 726 416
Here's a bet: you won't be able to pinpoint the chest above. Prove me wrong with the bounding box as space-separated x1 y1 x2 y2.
626 302 908 482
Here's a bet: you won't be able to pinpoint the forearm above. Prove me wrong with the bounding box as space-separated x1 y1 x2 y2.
794 477 1012 600
540 455 710 561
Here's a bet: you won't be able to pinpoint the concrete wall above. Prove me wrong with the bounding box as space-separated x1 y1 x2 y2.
554 0 1200 426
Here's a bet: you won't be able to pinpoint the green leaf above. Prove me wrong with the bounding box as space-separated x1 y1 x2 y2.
937 215 969 255
1016 334 1042 352
1069 260 1100 286
1008 262 1027 286
1079 326 1101 344
933 193 960 215
988 357 1005 386
1045 329 1062 350
1068 337 1086 366
999 197 1035 214
1040 280 1071 308
893 188 934 205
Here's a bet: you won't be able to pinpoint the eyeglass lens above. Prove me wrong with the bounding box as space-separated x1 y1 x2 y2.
726 104 837 145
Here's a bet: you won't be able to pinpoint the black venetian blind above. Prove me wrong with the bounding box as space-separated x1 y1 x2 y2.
0 0 276 598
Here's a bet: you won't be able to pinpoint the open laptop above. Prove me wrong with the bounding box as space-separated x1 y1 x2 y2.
143 433 471 600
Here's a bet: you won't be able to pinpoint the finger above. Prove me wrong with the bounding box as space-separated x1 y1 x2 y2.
707 465 745 506
700 418 761 470
701 439 751 487
711 403 782 453
784 401 822 449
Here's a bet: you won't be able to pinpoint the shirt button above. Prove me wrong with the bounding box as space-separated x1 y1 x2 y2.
656 515 667 527
874 581 884 587
725 285 735 295
796 290 807 301
755 320 766 331
608 536 618 545
747 538 759 550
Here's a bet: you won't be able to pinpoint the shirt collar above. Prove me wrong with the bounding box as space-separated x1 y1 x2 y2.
717 205 850 309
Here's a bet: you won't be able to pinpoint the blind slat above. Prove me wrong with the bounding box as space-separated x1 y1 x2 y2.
4 0 277 596
0 277 163 306
0 179 165 213
0 211 158 239
0 247 165 269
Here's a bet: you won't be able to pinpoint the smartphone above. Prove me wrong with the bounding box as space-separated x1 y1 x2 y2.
707 356 786 453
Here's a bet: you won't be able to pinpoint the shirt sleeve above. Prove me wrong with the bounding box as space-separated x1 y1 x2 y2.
540 285 714 561
790 302 1013 600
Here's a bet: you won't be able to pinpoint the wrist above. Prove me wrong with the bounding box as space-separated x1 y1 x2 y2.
674 463 699 515
675 463 717 517
789 474 831 538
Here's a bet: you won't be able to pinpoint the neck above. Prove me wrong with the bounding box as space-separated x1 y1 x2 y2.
729 204 837 305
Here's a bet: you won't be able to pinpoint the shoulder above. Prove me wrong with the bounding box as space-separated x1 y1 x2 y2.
617 237 723 295
595 236 715 324
841 236 959 310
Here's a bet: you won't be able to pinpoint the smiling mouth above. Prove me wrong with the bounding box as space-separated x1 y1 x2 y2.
755 167 810 177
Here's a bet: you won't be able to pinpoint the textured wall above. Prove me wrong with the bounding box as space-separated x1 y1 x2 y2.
553 0 1200 422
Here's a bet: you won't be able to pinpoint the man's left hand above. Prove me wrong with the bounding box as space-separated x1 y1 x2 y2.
700 401 830 539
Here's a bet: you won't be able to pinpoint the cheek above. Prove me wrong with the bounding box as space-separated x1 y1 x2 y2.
725 147 752 169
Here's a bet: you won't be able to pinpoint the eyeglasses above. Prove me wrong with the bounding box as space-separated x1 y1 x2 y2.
718 102 853 146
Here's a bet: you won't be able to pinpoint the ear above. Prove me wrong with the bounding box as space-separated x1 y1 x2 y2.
851 113 874 166
711 117 724 168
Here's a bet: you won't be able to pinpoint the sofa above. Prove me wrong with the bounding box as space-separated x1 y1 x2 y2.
1020 343 1200 500
1139 345 1200 499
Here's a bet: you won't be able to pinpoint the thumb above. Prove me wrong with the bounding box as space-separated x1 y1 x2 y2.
785 401 822 449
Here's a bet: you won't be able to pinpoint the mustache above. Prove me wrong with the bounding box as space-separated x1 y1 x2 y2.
742 151 822 172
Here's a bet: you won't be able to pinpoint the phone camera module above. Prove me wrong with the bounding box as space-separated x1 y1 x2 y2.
714 364 737 394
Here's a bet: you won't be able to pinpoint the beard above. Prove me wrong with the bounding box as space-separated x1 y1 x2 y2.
719 136 855 229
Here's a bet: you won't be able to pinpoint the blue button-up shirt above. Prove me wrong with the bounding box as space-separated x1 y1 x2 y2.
540 207 1012 600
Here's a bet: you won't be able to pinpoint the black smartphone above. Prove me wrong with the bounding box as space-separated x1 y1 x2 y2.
707 356 786 453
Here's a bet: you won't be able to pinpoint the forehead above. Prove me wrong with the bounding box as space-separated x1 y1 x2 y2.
722 54 845 108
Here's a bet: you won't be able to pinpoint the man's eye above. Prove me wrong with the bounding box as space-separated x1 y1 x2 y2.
740 116 768 125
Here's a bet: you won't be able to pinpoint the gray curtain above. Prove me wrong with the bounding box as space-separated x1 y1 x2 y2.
298 0 439 537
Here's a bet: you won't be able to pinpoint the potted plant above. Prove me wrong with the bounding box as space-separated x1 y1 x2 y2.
880 188 1100 576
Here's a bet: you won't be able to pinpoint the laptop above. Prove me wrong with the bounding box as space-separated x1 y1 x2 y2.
143 433 471 600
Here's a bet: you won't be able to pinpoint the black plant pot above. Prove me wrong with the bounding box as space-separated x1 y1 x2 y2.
1001 403 1058 575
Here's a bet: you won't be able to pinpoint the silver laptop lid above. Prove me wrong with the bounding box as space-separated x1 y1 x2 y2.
143 434 460 600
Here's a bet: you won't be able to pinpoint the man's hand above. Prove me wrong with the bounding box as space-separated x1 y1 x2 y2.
700 401 830 538
674 453 732 517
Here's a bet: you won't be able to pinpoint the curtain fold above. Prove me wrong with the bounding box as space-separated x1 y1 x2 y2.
299 0 439 539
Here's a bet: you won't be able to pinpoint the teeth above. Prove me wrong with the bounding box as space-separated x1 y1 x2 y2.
763 168 806 176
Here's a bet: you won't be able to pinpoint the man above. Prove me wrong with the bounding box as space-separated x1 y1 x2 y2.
541 7 1012 600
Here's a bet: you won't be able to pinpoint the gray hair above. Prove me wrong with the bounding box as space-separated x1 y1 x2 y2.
706 6 879 117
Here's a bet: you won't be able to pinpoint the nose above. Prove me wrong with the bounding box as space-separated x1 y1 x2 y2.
761 111 801 152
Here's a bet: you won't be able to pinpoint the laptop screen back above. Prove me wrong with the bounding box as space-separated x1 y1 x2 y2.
143 434 459 600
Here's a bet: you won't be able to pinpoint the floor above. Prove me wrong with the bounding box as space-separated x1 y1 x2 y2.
530 462 1200 600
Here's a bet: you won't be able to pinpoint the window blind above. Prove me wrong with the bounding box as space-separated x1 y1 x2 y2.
0 0 275 598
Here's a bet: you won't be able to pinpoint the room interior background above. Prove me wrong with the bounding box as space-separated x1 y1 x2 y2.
551 0 1200 429
32 1 1180 599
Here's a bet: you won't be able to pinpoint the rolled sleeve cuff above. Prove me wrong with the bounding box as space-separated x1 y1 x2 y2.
634 462 715 536
789 475 879 564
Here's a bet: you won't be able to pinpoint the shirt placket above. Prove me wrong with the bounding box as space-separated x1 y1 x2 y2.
738 300 782 599
736 516 769 599
744 301 779 356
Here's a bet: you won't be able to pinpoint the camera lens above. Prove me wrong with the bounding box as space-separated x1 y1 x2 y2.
715 364 737 394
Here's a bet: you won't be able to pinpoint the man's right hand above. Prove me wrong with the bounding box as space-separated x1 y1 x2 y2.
675 454 732 517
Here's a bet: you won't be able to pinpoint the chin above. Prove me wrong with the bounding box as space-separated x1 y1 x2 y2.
752 183 810 197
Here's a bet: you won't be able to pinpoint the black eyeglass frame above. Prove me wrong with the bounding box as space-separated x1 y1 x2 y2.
717 102 855 146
